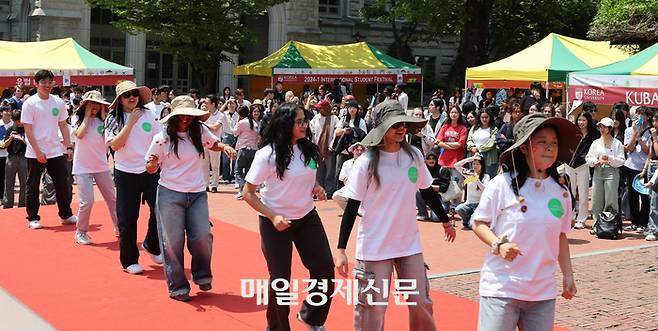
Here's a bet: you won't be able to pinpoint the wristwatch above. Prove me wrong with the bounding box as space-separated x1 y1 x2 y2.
490 235 509 255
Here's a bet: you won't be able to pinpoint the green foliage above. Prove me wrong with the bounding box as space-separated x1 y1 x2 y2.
588 0 658 49
487 0 598 60
85 0 286 72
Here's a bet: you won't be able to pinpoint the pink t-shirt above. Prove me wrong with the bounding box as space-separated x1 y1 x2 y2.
437 124 467 168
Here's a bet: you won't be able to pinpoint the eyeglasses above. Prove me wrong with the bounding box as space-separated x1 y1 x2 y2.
294 119 309 127
121 90 140 99
391 122 408 130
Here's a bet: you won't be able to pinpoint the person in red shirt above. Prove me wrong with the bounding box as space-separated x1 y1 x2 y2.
436 105 468 199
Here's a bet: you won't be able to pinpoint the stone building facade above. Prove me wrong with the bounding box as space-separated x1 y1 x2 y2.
1 0 458 93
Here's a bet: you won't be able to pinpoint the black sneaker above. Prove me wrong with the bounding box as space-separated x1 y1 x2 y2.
211 187 218 193
199 283 212 291
170 293 191 302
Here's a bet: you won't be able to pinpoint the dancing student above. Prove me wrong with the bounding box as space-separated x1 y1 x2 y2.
72 91 118 244
335 101 456 331
146 96 236 301
472 113 579 331
105 81 162 274
562 112 599 229
21 69 78 229
243 102 335 331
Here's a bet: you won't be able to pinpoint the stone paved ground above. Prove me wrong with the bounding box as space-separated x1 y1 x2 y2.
431 246 658 330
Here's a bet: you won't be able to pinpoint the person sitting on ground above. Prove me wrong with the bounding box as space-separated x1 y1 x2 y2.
454 154 489 229
332 142 365 211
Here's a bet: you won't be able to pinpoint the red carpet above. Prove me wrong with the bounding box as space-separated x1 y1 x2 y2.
0 204 567 330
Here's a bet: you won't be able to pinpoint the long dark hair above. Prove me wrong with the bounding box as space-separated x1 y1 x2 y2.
343 104 362 127
75 101 104 127
165 115 204 159
108 96 146 132
475 107 495 130
442 105 467 127
612 109 627 141
260 102 320 179
575 111 597 137
504 125 568 197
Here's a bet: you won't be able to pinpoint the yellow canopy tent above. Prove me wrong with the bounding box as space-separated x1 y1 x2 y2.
0 38 133 87
465 33 630 89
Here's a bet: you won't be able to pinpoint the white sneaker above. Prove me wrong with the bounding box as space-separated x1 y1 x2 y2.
28 220 43 229
61 215 78 225
74 230 92 245
235 192 243 200
646 233 657 241
142 243 163 265
297 312 326 331
123 264 144 275
234 183 240 189
574 221 585 229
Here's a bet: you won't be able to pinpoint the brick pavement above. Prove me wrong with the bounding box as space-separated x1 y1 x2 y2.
431 246 658 330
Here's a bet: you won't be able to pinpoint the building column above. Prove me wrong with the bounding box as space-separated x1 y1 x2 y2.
218 52 238 92
78 1 91 48
125 32 146 85
268 4 287 54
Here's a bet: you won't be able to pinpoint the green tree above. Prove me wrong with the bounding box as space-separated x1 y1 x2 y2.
85 0 286 92
360 0 462 63
588 0 658 49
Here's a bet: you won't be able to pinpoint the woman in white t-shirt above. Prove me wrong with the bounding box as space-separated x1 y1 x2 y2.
454 154 490 229
335 101 456 331
233 103 261 199
242 102 335 331
586 117 626 228
105 81 163 275
71 91 118 245
145 96 236 302
467 107 499 177
472 113 579 331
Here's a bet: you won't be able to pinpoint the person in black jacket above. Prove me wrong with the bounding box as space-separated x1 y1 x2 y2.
496 102 525 153
521 82 543 113
562 111 599 229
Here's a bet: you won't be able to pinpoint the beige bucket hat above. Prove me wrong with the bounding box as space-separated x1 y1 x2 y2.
159 96 209 123
79 90 110 109
109 81 152 109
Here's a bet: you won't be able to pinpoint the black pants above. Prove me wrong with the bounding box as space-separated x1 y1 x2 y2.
259 209 335 331
25 156 73 221
114 169 161 268
624 167 649 227
316 153 337 196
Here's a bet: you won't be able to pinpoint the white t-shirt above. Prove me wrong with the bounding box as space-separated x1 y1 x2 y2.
398 92 409 112
245 144 317 220
343 147 433 261
145 102 164 119
472 127 492 147
21 94 68 159
205 110 225 138
105 109 162 174
146 126 219 193
473 173 572 301
624 127 651 171
338 158 355 183
72 116 109 175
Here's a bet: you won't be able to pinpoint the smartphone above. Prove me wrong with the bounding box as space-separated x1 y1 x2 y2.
637 116 644 129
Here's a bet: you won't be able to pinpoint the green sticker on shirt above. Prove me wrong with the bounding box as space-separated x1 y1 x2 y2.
308 158 318 169
51 107 59 116
408 166 418 183
142 122 152 132
548 198 565 218
96 124 104 135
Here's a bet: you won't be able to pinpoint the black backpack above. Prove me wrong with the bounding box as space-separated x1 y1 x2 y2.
595 209 622 240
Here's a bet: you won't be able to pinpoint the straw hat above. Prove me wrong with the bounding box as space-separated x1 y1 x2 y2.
109 81 152 109
360 100 426 147
80 90 110 109
159 96 209 124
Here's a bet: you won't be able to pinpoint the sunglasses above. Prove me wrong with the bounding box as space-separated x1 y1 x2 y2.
391 122 408 130
121 90 140 99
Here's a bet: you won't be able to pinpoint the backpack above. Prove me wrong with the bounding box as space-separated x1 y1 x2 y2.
594 209 622 239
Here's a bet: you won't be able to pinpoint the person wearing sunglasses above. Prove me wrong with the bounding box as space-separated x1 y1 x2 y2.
105 81 162 275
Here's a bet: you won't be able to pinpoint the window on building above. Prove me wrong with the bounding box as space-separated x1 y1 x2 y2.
319 0 341 17
90 8 114 25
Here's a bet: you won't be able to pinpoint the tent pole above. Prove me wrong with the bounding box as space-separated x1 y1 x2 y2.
420 79 424 107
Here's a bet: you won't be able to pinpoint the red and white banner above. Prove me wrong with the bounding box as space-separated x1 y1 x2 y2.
568 74 658 107
0 75 134 87
272 73 422 85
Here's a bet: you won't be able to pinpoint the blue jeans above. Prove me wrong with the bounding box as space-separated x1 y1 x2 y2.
455 202 478 228
234 148 256 193
479 297 555 331
221 134 237 181
648 190 658 235
156 185 213 296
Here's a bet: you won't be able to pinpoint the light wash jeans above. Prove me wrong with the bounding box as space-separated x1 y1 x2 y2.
591 166 620 223
479 297 555 331
455 202 478 228
75 171 118 232
564 164 590 222
202 149 221 189
234 148 256 193
354 253 435 331
155 185 213 296
648 190 658 235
